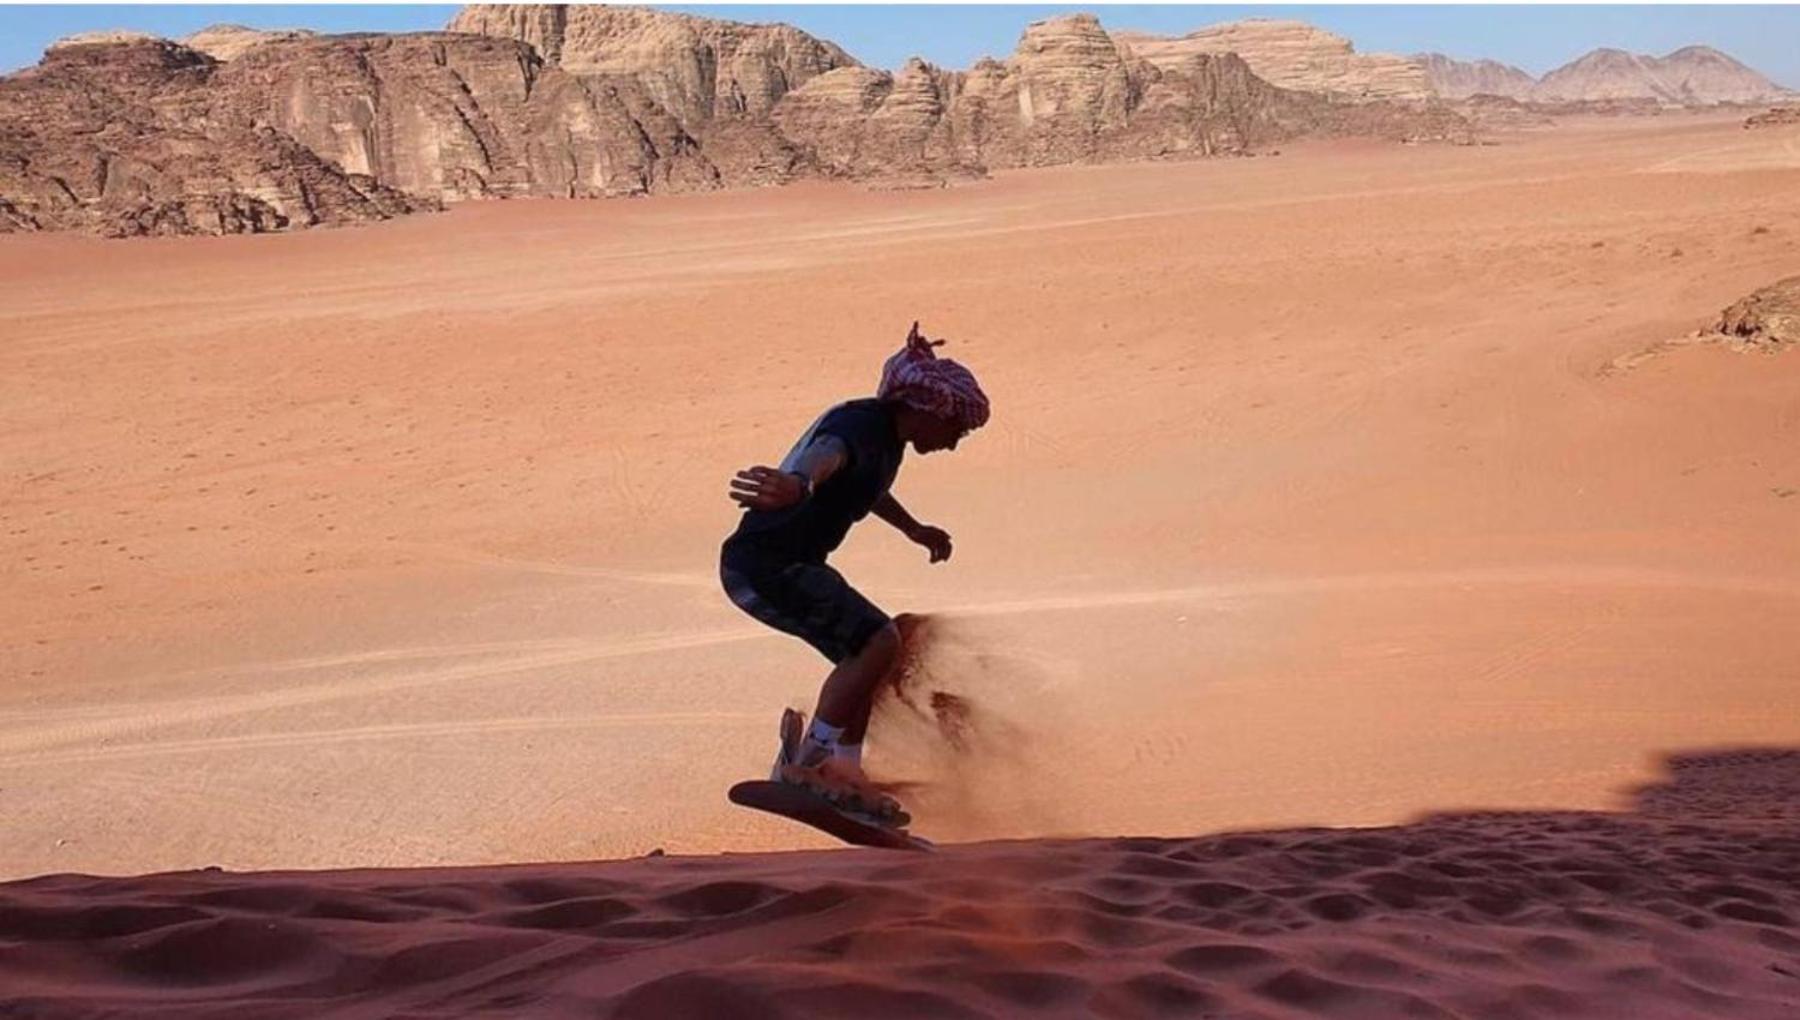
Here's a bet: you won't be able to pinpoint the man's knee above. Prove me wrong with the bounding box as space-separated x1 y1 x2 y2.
857 620 901 664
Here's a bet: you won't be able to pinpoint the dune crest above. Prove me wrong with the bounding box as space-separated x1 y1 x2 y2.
4 749 1798 1017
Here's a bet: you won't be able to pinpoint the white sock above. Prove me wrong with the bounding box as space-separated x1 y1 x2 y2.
833 742 863 768
799 717 845 762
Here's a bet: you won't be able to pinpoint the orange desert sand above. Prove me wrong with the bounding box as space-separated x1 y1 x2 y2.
2 113 1799 1016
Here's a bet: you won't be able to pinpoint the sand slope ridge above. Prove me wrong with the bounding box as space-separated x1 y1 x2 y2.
2 748 1798 1018
3 114 1800 880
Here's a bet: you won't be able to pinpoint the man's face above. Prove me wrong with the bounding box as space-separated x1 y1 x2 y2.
911 413 968 454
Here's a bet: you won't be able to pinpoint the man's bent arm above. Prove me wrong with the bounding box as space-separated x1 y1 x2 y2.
873 493 922 537
792 435 849 491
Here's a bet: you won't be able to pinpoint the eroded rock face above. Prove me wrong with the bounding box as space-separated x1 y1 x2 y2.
449 4 867 190
1010 13 1142 133
213 32 675 201
1413 53 1536 100
778 14 1469 175
460 8 1469 181
449 4 854 124
1714 276 1800 347
1 8 1475 236
0 39 424 237
774 61 975 184
1115 19 1433 101
1534 46 1792 105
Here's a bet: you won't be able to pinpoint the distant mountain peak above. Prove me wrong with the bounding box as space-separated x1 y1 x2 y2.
1412 52 1536 100
1537 43 1789 104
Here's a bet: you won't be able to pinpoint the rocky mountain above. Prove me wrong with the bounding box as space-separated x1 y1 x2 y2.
447 5 854 122
445 4 862 190
1413 53 1536 100
469 10 1469 171
1405 46 1790 106
0 8 1472 237
0 38 423 236
1114 19 1432 101
208 31 731 201
1534 46 1791 105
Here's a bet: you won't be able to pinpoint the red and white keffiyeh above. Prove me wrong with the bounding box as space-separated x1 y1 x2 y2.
876 326 990 431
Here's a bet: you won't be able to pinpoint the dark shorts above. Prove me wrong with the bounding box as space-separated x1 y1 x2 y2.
720 542 890 664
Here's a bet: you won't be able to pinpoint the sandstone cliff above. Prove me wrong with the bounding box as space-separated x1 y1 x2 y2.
448 4 853 189
1 8 1476 237
449 4 854 122
209 31 709 201
1114 19 1433 102
0 38 423 236
775 14 1468 176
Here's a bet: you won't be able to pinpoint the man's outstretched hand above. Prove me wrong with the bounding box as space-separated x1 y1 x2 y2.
908 524 953 563
729 466 806 511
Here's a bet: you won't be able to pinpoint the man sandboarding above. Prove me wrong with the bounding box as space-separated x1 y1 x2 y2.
720 323 989 842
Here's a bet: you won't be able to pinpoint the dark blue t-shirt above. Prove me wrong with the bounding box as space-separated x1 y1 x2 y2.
727 399 905 564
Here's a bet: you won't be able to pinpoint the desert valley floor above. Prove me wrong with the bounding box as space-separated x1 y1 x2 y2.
2 112 1799 881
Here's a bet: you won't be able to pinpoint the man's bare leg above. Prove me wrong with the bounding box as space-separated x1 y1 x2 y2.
839 614 926 746
795 622 894 774
783 622 911 821
811 621 899 742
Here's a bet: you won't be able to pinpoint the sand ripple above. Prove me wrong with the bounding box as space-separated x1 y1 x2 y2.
3 750 1799 1018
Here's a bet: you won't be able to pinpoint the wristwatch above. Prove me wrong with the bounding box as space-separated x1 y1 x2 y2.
787 471 812 501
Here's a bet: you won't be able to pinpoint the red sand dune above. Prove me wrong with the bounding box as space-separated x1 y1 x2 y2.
5 114 1800 877
4 748 1799 1018
4 109 1800 1017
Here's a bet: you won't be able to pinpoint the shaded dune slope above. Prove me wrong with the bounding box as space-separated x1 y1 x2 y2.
3 749 1798 1018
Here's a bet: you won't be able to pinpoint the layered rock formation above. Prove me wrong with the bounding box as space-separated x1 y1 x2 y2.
446 6 1467 172
772 61 974 183
209 31 716 201
448 5 854 122
447 4 860 190
1114 19 1433 101
0 25 749 236
1413 53 1536 100
1534 46 1791 105
1 8 1475 237
0 38 423 236
779 14 1469 174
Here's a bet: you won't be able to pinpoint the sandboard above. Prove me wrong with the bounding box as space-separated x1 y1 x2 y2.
728 780 934 852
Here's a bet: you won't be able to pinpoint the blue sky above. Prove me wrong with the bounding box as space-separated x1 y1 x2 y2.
3 5 1796 86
